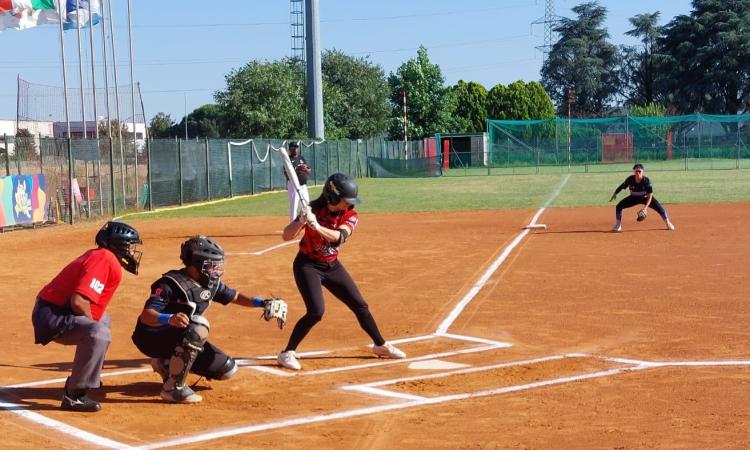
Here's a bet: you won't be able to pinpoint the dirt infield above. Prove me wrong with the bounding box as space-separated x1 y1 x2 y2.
1 203 749 449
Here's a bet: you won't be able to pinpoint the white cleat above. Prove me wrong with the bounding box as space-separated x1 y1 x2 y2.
160 385 202 403
611 223 622 233
277 350 302 370
372 342 406 359
665 220 675 230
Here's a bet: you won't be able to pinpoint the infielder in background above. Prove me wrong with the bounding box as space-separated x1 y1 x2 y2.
285 142 312 221
32 221 142 412
131 236 287 403
609 163 675 232
277 173 405 370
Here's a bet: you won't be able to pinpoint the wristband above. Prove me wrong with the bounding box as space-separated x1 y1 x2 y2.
157 313 173 325
252 296 264 307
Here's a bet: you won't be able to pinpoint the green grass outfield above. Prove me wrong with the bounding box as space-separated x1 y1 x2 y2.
120 168 750 220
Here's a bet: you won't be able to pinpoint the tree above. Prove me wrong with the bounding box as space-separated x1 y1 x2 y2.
215 59 306 138
177 104 225 138
15 128 37 159
657 0 750 115
541 1 621 117
451 80 488 132
98 119 133 140
387 46 452 139
487 81 555 120
622 12 662 106
149 112 176 138
321 50 390 139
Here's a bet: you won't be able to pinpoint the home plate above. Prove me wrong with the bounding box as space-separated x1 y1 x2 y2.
408 359 470 370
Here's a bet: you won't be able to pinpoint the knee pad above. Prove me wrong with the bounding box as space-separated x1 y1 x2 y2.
215 357 237 380
181 315 209 352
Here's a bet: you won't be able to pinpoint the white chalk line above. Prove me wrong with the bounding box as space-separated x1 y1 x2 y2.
135 352 750 449
242 343 507 377
435 174 571 335
225 239 299 256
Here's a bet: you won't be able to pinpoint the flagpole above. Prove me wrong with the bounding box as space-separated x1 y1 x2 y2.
108 0 126 209
88 0 103 215
58 2 73 224
74 0 91 218
100 0 115 215
127 0 139 204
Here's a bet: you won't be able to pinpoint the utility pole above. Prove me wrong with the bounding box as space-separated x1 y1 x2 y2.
403 88 408 159
567 86 575 172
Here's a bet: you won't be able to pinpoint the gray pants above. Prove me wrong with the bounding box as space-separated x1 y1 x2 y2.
32 299 111 391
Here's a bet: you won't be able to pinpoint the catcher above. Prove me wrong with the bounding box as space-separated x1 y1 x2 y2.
131 236 287 403
609 163 675 232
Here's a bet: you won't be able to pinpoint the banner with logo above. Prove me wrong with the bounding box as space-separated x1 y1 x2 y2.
0 174 48 227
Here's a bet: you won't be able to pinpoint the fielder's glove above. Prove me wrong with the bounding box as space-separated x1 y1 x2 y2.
260 297 287 329
637 208 648 222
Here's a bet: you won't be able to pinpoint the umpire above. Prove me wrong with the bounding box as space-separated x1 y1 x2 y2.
609 163 675 232
131 236 286 404
32 221 142 412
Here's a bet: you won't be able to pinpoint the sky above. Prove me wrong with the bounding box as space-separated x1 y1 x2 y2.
1 0 694 124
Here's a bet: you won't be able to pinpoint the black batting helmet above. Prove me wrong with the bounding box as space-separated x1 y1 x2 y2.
180 236 225 288
323 173 361 206
95 221 142 274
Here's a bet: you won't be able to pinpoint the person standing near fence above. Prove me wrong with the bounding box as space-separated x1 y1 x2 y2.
276 173 405 370
31 221 142 412
609 163 675 232
285 142 312 221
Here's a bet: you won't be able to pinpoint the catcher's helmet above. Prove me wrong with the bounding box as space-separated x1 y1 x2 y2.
323 173 361 206
180 236 225 288
95 221 143 274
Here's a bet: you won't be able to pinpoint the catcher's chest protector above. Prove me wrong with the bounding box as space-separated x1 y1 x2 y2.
163 270 219 316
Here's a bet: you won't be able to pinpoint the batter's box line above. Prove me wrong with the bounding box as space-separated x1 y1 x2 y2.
238 333 512 377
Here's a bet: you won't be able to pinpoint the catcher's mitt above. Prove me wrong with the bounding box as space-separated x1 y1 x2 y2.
260 297 287 329
637 208 648 222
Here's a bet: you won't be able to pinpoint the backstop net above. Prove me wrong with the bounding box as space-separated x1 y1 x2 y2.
488 114 750 172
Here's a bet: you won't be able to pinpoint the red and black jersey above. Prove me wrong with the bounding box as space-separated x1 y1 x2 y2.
37 248 123 321
299 206 359 262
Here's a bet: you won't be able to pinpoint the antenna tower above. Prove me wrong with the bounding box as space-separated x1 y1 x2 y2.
290 0 305 63
531 0 558 62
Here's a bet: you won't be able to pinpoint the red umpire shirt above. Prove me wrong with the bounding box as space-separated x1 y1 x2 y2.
38 248 123 321
299 206 359 262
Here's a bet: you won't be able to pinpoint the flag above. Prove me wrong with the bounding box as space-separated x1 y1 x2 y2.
63 0 100 30
0 0 59 31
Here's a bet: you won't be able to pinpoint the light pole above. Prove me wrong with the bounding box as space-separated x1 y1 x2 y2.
567 87 575 172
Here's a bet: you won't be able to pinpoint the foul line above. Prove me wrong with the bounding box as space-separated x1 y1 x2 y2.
225 239 299 256
436 174 571 334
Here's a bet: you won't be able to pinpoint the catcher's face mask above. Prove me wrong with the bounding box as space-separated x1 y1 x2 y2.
199 259 225 289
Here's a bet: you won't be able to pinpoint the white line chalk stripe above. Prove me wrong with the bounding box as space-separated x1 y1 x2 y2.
435 229 529 334
342 385 427 402
434 332 512 346
225 240 299 256
357 354 579 388
435 174 571 335
239 344 505 377
0 401 132 449
3 367 151 389
134 366 628 449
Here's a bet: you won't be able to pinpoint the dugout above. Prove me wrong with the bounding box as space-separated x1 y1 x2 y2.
435 133 488 169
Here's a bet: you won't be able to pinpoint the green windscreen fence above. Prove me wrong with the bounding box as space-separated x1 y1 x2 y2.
367 156 442 178
488 114 750 172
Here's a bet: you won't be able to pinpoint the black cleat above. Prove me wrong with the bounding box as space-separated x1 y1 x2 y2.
61 392 101 412
61 377 101 412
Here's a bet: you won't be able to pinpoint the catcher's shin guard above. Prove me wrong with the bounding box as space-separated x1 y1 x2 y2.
163 316 209 393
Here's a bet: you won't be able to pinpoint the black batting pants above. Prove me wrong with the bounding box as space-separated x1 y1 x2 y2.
284 252 385 352
615 195 668 221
